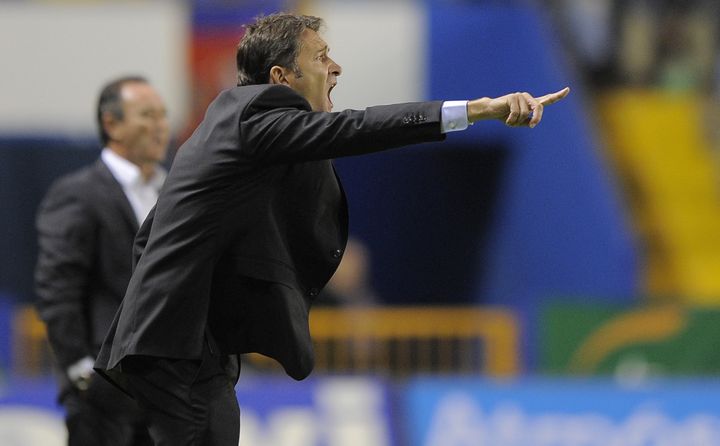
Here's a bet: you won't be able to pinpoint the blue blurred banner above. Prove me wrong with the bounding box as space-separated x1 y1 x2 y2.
0 375 395 446
236 376 396 446
5 375 720 445
0 377 64 446
404 378 720 446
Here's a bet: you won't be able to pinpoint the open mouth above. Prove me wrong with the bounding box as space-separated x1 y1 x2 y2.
327 82 336 110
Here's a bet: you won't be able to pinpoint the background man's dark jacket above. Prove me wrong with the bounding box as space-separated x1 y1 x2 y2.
35 160 140 395
96 84 445 382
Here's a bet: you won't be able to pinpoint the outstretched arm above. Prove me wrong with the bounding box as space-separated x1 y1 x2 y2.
467 87 570 128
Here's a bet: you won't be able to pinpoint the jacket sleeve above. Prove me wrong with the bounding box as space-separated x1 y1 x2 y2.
34 178 96 371
239 85 446 164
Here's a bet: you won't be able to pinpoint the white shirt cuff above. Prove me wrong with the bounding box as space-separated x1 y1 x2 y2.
441 100 471 133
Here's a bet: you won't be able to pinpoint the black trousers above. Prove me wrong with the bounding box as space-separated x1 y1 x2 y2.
120 337 240 446
62 373 153 446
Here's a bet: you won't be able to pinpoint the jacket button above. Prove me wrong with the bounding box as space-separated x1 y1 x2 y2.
309 288 319 297
332 249 343 259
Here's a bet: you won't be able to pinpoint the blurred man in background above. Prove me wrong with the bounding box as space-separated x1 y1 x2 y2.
35 75 170 446
95 13 568 446
315 237 378 306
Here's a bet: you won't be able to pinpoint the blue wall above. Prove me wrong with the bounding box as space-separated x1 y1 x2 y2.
428 2 638 306
334 2 638 309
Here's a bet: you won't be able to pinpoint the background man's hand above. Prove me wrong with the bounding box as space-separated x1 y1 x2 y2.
67 356 95 391
468 87 570 128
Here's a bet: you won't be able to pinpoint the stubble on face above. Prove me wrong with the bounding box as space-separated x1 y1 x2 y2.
288 28 341 112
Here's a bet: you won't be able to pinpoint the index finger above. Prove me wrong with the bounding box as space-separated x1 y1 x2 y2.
538 87 570 106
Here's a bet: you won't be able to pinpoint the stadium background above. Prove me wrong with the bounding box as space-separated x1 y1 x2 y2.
1 0 720 444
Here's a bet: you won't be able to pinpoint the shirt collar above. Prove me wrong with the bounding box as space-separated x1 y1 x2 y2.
101 148 166 188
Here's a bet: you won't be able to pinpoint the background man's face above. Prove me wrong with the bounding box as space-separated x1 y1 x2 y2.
116 82 170 165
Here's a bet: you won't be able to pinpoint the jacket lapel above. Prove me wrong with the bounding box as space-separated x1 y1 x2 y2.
92 159 139 234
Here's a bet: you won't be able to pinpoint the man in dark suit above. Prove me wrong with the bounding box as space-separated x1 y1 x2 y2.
95 13 569 446
35 76 170 446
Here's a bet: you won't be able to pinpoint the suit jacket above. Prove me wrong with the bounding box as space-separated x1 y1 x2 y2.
35 159 139 392
95 84 445 382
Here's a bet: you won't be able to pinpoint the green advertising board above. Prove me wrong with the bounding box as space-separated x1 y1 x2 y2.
541 303 720 375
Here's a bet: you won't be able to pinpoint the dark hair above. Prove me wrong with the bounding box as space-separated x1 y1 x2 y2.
236 13 324 86
96 75 148 145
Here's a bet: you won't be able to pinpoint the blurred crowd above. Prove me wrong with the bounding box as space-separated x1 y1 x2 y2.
546 0 720 93
545 0 720 303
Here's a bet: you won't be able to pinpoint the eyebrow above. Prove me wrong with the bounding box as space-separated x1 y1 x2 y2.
316 46 329 54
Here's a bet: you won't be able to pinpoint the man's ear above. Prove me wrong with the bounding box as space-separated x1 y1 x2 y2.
269 66 290 85
102 112 122 142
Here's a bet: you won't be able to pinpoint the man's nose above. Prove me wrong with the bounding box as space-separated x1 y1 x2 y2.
330 58 342 76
